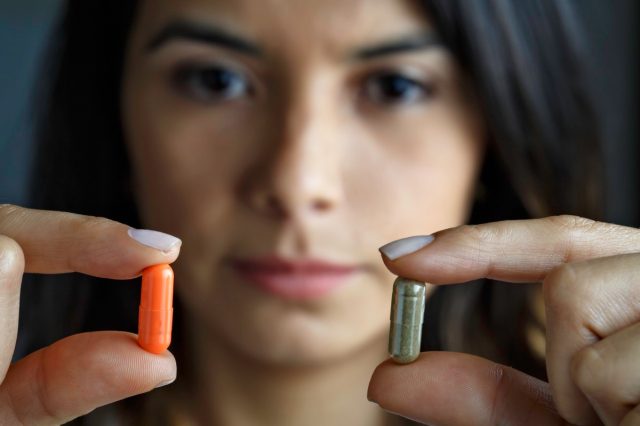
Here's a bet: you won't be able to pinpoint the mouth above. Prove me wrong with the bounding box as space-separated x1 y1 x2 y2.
229 256 361 300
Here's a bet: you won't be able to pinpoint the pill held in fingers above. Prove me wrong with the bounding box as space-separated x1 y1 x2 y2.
388 277 426 364
138 264 174 354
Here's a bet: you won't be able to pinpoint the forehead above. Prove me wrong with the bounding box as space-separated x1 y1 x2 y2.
133 0 432 55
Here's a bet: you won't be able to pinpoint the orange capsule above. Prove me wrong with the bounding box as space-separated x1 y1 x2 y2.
138 264 174 354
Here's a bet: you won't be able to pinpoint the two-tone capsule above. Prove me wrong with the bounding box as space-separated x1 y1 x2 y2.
388 277 426 364
138 264 174 354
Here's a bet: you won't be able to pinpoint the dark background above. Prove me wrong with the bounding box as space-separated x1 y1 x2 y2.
0 0 637 225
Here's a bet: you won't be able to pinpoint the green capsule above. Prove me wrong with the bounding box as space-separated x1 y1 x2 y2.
388 277 426 364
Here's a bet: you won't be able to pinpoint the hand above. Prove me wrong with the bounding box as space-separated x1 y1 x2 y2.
0 204 180 425
369 215 640 426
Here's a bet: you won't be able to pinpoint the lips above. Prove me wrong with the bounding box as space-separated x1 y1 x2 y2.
230 256 359 300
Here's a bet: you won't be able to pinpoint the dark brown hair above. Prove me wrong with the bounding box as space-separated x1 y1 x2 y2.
419 0 603 381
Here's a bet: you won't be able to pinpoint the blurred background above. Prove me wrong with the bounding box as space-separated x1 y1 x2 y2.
1 0 61 205
0 0 638 224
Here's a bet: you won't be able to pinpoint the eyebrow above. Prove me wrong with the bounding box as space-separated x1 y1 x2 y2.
353 34 443 60
145 20 262 56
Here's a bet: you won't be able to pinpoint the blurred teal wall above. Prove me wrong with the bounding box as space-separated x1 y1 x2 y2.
0 1 61 204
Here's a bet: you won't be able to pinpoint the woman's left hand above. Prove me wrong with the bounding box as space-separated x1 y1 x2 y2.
369 215 640 426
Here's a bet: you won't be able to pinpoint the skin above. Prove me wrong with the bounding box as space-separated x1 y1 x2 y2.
0 205 179 424
0 1 637 426
122 0 483 424
123 0 483 366
370 216 640 426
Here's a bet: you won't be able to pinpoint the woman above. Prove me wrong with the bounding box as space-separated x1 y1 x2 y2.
1 0 637 424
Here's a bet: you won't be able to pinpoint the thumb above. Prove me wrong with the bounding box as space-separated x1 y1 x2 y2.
368 352 570 426
0 331 176 424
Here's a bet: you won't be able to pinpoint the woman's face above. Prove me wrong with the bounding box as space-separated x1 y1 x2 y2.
123 0 484 365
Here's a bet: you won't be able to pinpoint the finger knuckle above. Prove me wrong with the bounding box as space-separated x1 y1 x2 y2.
458 222 506 246
546 215 598 233
1 388 27 426
456 224 499 269
544 262 605 339
488 364 508 425
36 349 64 424
0 235 25 280
546 215 616 263
65 215 116 273
571 345 610 398
0 204 23 228
0 203 20 216
71 215 114 234
543 264 583 318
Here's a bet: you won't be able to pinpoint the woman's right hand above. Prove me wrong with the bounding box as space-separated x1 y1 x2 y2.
0 204 180 425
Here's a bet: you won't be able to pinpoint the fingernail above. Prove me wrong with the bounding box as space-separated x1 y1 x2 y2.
155 377 176 389
128 228 181 253
379 235 434 261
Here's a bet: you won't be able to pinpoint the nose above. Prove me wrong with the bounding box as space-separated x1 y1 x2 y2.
240 93 344 220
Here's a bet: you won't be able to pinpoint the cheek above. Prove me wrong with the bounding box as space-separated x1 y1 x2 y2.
344 112 483 243
122 76 260 301
123 69 258 234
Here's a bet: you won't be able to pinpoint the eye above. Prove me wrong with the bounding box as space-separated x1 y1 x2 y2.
173 63 252 102
363 72 435 106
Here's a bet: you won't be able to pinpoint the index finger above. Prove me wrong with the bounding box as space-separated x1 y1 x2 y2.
0 204 181 279
379 215 640 284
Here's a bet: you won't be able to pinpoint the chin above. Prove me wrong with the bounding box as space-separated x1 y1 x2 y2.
235 328 345 366
213 305 368 366
209 290 389 367
180 266 391 367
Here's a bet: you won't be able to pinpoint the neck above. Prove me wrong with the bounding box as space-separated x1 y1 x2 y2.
181 324 400 426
